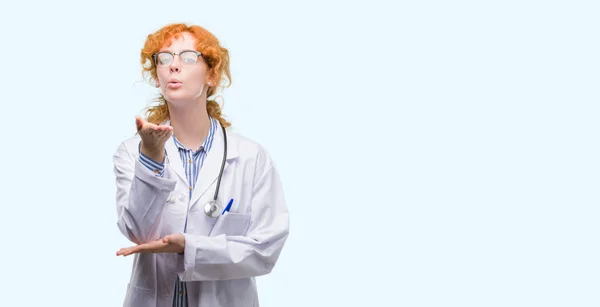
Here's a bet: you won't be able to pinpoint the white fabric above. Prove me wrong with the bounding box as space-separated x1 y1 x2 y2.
113 122 289 307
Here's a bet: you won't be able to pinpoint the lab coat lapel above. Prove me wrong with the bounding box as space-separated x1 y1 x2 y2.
158 120 188 185
164 137 188 185
190 123 238 209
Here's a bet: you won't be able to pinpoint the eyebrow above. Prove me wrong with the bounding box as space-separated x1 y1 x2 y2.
157 49 198 53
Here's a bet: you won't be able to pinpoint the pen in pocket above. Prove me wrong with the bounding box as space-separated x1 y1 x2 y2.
222 198 234 215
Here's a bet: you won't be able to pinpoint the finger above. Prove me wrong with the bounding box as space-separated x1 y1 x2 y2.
157 128 169 135
116 245 134 254
116 247 135 256
157 130 171 141
126 245 140 254
162 235 173 244
120 250 134 257
150 125 165 135
116 239 166 257
160 130 172 139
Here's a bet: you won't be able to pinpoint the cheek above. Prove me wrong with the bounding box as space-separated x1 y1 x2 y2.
190 69 206 82
156 70 168 85
187 71 207 91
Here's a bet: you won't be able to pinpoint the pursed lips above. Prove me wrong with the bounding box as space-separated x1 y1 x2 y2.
167 79 183 89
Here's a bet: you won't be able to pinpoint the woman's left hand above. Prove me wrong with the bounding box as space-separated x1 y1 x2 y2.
116 234 185 256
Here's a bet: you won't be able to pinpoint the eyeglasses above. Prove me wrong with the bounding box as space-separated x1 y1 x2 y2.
152 50 203 67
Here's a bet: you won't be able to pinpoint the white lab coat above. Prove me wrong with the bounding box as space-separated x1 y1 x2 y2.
113 121 289 307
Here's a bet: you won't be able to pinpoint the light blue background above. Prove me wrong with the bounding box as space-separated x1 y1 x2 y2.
0 0 598 306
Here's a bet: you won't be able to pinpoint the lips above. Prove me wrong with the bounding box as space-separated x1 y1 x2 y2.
167 79 183 89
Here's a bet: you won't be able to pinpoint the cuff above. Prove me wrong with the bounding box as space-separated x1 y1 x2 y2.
139 152 165 177
178 233 197 282
134 159 177 191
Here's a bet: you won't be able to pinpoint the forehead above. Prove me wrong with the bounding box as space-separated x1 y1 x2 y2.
160 32 198 51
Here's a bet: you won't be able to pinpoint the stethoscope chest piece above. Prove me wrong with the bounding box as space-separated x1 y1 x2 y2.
204 200 222 218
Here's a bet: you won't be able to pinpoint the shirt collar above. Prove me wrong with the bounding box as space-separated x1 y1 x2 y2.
171 117 218 153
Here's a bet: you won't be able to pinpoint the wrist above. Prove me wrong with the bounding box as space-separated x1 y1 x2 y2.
141 143 165 163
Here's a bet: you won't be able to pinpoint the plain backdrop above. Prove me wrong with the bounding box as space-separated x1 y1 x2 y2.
0 0 599 306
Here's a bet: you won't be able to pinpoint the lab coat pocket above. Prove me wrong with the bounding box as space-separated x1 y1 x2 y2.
209 212 251 237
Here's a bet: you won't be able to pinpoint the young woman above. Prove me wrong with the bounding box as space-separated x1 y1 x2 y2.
113 23 289 307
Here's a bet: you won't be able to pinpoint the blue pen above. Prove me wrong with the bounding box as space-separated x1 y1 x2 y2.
222 198 234 215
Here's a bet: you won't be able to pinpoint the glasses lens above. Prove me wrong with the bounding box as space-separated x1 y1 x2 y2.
155 53 173 66
180 51 199 65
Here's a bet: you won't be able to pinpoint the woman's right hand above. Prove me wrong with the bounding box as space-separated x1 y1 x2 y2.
135 116 173 162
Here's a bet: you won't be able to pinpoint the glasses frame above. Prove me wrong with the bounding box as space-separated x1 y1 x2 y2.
152 50 204 67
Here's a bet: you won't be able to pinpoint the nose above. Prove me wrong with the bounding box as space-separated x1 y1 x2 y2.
169 57 182 72
169 64 180 73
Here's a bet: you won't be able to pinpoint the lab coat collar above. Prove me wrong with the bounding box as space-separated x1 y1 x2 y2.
162 118 239 206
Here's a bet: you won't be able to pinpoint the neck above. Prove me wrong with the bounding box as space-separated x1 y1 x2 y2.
168 100 210 150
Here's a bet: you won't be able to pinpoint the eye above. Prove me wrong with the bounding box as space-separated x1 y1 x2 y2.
180 51 199 65
156 53 173 65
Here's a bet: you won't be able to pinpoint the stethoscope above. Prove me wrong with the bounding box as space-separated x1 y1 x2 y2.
148 124 228 219
203 125 228 218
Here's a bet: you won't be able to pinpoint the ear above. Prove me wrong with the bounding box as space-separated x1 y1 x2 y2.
206 69 217 86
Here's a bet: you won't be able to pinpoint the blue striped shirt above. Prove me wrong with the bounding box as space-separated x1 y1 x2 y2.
138 117 218 307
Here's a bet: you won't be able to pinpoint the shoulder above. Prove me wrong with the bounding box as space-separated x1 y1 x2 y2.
226 128 275 170
113 133 142 159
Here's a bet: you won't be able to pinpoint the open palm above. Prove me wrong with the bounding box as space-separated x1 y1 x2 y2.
116 234 185 256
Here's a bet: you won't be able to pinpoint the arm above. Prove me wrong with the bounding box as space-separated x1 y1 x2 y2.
113 141 177 244
177 156 290 281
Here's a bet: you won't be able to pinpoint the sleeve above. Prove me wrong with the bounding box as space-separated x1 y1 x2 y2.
177 152 290 281
113 141 177 244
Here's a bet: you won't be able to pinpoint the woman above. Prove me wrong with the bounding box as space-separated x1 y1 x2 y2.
113 23 290 307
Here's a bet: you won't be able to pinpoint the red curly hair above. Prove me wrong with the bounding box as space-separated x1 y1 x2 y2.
140 23 232 127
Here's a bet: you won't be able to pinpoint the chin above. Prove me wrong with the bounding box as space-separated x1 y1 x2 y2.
163 91 193 104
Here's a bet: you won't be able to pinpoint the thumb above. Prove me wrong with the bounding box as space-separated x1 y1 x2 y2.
135 116 144 131
162 235 172 244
